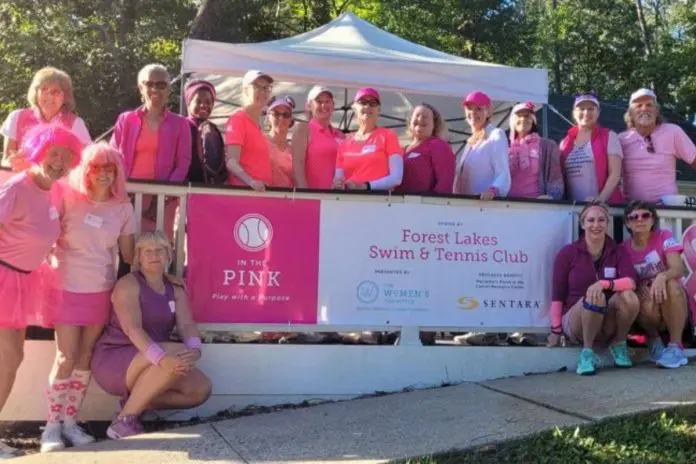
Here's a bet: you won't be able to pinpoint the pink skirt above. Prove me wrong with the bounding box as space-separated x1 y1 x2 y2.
0 262 57 329
53 290 111 326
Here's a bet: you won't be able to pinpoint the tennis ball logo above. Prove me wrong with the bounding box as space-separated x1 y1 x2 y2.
234 213 274 252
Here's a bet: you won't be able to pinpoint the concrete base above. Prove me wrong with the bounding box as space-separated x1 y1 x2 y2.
0 341 669 421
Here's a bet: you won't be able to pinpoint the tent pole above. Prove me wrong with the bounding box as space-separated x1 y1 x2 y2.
542 104 549 138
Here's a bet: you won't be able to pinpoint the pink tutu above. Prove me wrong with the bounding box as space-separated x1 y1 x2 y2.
0 262 58 329
53 290 111 326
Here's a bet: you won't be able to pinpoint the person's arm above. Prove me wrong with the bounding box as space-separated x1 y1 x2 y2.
72 117 92 144
2 137 17 170
668 125 696 169
172 286 202 348
1 110 28 171
431 139 456 194
544 140 565 200
225 145 264 190
109 113 125 149
332 142 345 189
290 121 309 188
659 231 686 281
607 247 638 290
119 234 135 265
488 129 511 197
360 155 403 190
170 120 192 182
550 248 571 330
597 131 622 202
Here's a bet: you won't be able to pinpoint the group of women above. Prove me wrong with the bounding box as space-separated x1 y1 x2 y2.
0 67 211 459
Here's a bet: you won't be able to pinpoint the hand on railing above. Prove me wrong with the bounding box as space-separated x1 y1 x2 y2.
249 179 266 192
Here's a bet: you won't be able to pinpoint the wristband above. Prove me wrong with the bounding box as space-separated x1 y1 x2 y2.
600 280 613 290
550 324 562 335
145 343 165 366
185 336 202 350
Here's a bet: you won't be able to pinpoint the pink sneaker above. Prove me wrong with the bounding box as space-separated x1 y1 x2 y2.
106 415 144 439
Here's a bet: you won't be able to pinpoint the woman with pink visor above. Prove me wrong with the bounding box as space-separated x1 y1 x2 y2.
2 67 91 172
266 96 296 188
333 88 403 191
0 125 82 459
547 202 639 376
224 70 274 191
292 86 344 189
622 200 687 369
559 93 623 204
508 101 564 200
453 91 510 200
397 103 455 194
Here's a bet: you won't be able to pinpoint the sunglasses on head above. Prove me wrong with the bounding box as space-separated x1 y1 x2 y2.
357 99 379 107
628 211 652 221
142 81 168 90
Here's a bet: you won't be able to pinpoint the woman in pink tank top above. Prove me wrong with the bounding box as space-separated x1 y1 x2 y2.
1 67 91 172
291 86 344 189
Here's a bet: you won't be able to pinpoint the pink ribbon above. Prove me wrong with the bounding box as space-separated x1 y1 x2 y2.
681 225 696 324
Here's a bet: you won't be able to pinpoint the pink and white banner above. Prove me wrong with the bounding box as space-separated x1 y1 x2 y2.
186 194 320 324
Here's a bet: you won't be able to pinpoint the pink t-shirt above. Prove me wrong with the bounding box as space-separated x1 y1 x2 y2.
508 136 541 198
623 229 683 283
306 120 343 189
0 172 60 271
55 191 135 292
620 123 696 202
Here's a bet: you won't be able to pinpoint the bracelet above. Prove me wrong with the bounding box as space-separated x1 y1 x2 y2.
185 336 202 350
145 343 165 366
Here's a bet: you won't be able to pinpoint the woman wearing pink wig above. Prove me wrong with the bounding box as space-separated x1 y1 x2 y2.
454 91 510 200
0 125 82 459
39 143 135 453
507 101 564 200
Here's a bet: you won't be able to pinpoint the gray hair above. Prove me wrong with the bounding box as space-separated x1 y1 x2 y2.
137 64 170 84
624 101 664 129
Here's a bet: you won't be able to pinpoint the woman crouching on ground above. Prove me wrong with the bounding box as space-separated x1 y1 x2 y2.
547 202 640 375
91 231 211 439
622 200 688 368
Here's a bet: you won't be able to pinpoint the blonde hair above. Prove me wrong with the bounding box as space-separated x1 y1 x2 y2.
27 67 76 113
406 103 448 140
132 231 172 271
137 63 170 84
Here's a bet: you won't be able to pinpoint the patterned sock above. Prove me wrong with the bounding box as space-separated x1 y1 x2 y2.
63 370 91 426
45 378 71 424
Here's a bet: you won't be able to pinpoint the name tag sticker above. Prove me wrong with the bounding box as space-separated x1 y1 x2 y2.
84 213 103 228
645 250 661 264
604 267 617 279
49 207 59 220
407 152 421 159
169 301 176 313
362 144 377 154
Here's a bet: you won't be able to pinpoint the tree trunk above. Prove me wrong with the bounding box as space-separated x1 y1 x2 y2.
634 0 652 58
551 0 562 93
190 0 225 40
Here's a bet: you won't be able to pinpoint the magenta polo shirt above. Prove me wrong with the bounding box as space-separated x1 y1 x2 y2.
398 136 455 194
619 123 696 202
552 237 637 312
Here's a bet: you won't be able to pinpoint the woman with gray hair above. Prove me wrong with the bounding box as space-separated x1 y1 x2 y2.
91 231 211 439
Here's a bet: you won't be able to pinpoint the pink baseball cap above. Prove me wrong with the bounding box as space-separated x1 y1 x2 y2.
354 87 380 103
511 101 537 115
462 91 492 108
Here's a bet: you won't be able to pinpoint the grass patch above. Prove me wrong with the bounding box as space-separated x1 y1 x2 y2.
394 406 696 464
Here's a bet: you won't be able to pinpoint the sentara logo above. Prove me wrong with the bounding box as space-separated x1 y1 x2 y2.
457 296 480 311
234 213 274 252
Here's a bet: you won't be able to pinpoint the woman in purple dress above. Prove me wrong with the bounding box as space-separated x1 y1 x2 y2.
91 231 211 439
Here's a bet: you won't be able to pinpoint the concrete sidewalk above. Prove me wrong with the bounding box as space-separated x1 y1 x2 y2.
11 364 696 463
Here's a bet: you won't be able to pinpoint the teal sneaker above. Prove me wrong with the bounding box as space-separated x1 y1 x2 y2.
576 348 598 375
609 341 633 368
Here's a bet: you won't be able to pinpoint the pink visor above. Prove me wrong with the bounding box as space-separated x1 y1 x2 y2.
462 91 491 108
354 87 380 103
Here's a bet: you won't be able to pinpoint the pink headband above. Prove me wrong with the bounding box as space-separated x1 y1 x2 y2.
184 81 216 105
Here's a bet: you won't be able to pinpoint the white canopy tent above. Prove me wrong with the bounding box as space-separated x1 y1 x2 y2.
181 12 549 152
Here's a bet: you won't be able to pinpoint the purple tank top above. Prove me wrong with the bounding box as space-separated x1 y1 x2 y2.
98 272 176 347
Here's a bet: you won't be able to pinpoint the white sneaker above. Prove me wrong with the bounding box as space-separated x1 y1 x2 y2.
62 422 95 446
40 423 65 453
0 442 19 460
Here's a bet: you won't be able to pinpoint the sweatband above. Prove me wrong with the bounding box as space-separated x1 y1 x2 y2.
600 278 634 292
582 299 608 315
185 337 202 350
145 343 165 366
550 301 563 330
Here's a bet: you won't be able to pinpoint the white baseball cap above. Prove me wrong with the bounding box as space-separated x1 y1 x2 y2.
242 70 273 86
307 85 333 102
629 88 657 104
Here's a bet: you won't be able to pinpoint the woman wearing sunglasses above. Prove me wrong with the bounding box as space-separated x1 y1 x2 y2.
622 200 688 368
110 63 191 241
266 96 296 188
332 88 403 191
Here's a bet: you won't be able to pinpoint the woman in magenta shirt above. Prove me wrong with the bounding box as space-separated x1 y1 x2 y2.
398 103 454 194
547 202 639 375
622 200 687 368
0 125 82 459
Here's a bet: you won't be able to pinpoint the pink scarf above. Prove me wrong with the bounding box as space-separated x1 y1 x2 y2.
509 133 540 174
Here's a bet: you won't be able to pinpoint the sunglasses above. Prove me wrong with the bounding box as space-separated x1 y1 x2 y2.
627 212 652 221
645 135 655 154
142 81 168 90
89 163 116 173
357 99 380 107
271 112 292 119
253 84 273 93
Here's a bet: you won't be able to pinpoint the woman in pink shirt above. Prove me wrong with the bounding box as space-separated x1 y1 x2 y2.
291 86 344 189
547 202 639 376
266 96 296 188
622 200 687 368
0 125 82 460
398 103 455 194
507 101 564 200
39 143 136 453
1 67 91 171
110 63 191 241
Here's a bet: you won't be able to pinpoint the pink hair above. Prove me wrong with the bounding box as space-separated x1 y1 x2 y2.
69 142 128 202
20 124 83 168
